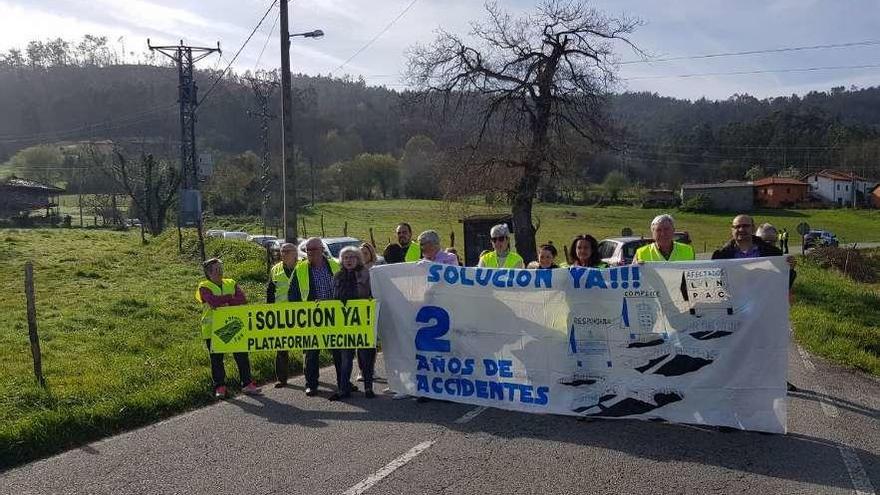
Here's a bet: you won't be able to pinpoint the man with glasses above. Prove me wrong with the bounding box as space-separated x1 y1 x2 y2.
478 223 524 268
712 214 798 393
383 222 420 264
267 242 298 388
712 215 784 260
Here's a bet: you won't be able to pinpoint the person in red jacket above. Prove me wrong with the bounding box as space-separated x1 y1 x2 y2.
196 258 261 398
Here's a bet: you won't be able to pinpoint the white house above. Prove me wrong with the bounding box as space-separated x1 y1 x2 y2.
803 169 877 206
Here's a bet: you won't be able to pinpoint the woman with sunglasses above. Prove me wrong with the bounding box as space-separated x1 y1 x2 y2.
567 234 606 268
477 223 524 268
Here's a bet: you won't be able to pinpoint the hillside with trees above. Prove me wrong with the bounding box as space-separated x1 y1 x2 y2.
2 34 879 216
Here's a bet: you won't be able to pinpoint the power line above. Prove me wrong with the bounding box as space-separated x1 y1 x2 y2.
333 0 419 73
623 63 880 81
620 40 880 65
254 9 281 72
198 0 279 106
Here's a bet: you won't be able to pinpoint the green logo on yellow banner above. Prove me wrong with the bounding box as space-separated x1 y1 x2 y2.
214 316 243 344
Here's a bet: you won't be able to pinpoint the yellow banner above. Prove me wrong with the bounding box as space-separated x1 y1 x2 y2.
209 300 376 353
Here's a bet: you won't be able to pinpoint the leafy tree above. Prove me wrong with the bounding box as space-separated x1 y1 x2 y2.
401 135 440 198
744 165 764 181
602 170 630 202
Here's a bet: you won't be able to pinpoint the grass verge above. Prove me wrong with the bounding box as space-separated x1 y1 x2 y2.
0 228 327 469
791 249 880 375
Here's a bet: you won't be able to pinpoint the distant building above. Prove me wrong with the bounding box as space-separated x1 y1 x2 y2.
641 189 676 208
753 177 810 208
0 176 65 217
803 169 878 207
680 181 754 211
870 185 880 209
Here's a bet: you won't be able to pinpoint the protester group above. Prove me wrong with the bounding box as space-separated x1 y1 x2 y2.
196 213 795 400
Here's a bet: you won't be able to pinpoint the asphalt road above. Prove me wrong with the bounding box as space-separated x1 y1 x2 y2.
3 342 878 495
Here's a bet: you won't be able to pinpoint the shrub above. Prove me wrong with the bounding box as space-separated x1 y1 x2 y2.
679 194 713 213
806 246 878 283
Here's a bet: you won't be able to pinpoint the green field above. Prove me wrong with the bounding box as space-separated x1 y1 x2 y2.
791 250 880 375
1 199 879 468
0 228 297 468
207 200 880 254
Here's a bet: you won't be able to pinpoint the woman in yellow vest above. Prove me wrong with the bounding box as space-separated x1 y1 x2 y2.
634 214 695 262
478 223 524 268
196 258 261 398
567 234 606 268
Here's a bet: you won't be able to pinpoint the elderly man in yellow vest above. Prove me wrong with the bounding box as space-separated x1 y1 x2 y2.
478 223 524 268
293 237 341 396
266 242 299 388
635 214 695 263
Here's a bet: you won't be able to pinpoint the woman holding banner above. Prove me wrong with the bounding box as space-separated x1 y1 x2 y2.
331 246 376 399
567 234 606 268
196 258 262 398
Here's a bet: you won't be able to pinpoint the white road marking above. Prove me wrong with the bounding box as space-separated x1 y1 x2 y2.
838 446 876 495
797 345 872 493
796 345 839 417
454 406 488 424
797 345 816 372
342 441 436 495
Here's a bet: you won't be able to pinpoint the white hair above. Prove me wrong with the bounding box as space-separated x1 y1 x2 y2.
650 214 675 229
338 245 364 265
417 230 441 248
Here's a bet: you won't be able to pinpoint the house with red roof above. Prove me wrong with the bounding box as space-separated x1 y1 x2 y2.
753 177 809 208
803 169 877 207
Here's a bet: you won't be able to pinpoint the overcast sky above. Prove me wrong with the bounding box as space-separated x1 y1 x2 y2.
1 0 878 100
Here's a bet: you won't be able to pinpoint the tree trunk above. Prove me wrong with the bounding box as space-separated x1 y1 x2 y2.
511 165 540 264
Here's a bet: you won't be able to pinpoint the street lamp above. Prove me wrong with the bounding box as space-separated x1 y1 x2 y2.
291 30 324 39
279 0 324 242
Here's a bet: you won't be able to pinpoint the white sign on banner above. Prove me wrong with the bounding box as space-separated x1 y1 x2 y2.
370 258 790 433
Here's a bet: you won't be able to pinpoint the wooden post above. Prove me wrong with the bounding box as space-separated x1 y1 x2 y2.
320 215 326 237
450 231 455 247
343 221 348 236
369 227 376 247
24 262 46 388
301 217 307 238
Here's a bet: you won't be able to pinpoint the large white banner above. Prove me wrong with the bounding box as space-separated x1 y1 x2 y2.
371 258 790 433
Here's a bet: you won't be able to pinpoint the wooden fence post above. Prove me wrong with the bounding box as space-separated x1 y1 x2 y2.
369 228 376 247
343 221 348 236
24 262 46 388
320 215 326 237
301 217 307 238
450 231 455 247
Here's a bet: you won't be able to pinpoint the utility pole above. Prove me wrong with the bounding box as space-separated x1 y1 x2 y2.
279 2 324 243
279 1 296 243
148 39 220 260
245 73 279 235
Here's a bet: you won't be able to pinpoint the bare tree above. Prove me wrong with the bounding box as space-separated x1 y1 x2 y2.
406 0 640 262
90 147 180 236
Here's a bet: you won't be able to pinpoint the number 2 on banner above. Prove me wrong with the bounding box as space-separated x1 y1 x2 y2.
415 306 450 352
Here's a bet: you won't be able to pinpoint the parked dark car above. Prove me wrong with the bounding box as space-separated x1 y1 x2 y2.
598 237 653 266
673 231 692 245
803 230 838 249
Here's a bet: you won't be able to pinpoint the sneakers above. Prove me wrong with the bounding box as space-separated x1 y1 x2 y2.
214 385 227 398
356 373 364 382
305 387 318 397
242 382 262 395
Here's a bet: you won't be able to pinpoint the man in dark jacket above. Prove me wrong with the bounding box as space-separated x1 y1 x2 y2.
712 214 798 393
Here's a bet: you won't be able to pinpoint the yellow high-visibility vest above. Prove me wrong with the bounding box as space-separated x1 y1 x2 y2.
404 243 420 262
294 258 341 301
480 250 524 268
635 242 695 262
195 278 237 339
270 262 296 304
